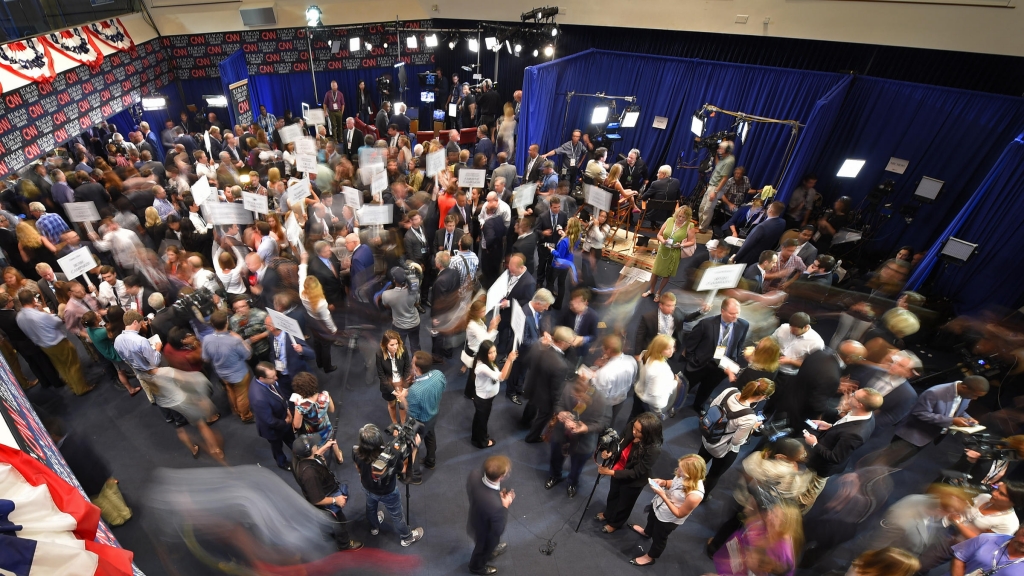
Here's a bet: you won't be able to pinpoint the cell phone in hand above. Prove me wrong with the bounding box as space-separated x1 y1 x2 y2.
648 478 660 488
805 419 818 430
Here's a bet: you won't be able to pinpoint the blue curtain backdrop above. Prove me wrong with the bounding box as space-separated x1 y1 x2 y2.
218 50 251 129
518 49 845 196
909 132 1024 312
808 77 1024 256
775 75 853 203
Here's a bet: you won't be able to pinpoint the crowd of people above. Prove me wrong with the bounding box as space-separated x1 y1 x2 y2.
0 72 1019 576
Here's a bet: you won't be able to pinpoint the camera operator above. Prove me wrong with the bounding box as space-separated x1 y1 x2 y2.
291 435 363 552
352 423 424 546
545 372 611 499
595 412 663 533
475 80 502 136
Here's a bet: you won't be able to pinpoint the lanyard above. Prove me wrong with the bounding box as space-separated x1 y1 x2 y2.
986 541 1024 575
569 143 581 161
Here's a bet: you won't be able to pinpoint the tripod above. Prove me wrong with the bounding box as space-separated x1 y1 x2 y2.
575 455 615 533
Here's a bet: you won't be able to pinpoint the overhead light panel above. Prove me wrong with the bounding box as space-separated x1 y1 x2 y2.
406 36 417 49
349 37 360 52
484 36 497 50
837 159 866 178
620 105 640 128
425 34 437 47
591 106 609 124
738 121 750 144
691 114 704 136
468 38 479 52
142 96 167 110
204 95 228 108
305 5 322 27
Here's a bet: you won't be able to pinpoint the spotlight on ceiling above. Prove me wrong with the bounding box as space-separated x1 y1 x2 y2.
543 45 554 57
506 40 512 55
484 36 497 50
141 95 167 110
349 37 360 52
305 5 322 27
468 38 479 52
425 34 438 47
532 48 539 57
406 36 418 49
383 42 388 49
514 43 522 55
448 35 459 49
551 26 559 37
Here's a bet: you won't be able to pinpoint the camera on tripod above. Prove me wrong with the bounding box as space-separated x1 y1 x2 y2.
376 76 392 102
693 130 737 153
173 287 218 320
596 428 621 465
371 415 420 480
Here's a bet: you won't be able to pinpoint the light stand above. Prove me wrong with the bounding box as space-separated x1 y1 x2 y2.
306 27 320 106
556 92 636 152
575 454 614 532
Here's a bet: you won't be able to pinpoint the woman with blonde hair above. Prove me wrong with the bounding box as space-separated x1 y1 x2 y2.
298 252 337 373
699 378 775 495
496 102 517 158
713 503 803 576
632 334 678 419
550 216 583 308
601 163 638 208
462 299 499 397
375 330 411 424
730 336 781 384
628 453 706 566
845 547 920 576
16 221 57 279
267 166 281 187
144 206 164 246
643 205 695 302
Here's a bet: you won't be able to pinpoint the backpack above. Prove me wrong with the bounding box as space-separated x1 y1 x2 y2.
699 388 754 444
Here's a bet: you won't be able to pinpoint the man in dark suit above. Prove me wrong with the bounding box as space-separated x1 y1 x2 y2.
35 264 67 312
511 217 538 278
430 252 462 363
801 387 883 509
733 201 786 265
507 288 554 405
640 165 681 228
73 174 111 212
535 197 567 287
742 251 775 294
264 313 316 398
307 241 345 310
340 117 363 159
479 206 508 289
634 292 703 354
771 340 864 427
123 275 157 316
434 214 466 255
557 288 598 363
346 233 376 304
245 253 282 310
523 145 543 184
466 456 515 576
149 293 190 344
250 361 296 470
522 326 574 443
683 297 749 411
491 153 517 191
855 351 920 433
497 254 536 356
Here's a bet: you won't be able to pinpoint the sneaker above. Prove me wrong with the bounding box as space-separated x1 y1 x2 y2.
401 527 424 547
370 510 384 535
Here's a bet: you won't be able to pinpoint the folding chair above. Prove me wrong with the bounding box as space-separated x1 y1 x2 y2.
631 198 678 254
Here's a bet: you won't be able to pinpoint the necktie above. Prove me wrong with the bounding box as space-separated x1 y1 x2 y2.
445 232 451 252
552 214 556 229
719 323 732 348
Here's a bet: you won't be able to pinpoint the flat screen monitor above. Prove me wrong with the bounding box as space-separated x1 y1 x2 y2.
432 109 446 121
914 176 944 202
940 237 977 263
420 91 435 103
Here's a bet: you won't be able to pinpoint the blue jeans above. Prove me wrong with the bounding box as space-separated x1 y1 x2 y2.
364 485 411 540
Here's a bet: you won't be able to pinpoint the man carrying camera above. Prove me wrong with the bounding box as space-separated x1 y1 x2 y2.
545 372 611 498
396 351 446 480
353 423 425 546
292 434 363 551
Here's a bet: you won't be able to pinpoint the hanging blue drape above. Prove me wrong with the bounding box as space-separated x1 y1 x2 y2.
907 132 1024 312
218 50 252 129
518 49 845 194
775 75 853 203
810 77 1024 255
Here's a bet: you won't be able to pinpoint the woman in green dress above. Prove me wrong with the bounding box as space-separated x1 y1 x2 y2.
643 205 696 302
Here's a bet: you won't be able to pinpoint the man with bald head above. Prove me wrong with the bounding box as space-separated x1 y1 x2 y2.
683 297 750 412
773 340 869 427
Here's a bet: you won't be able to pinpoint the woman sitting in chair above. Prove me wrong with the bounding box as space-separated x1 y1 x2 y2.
602 164 638 211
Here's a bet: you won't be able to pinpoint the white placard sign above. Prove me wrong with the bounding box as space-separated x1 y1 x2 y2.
358 147 387 168
203 202 254 225
371 168 388 195
266 308 305 341
583 184 612 212
885 157 909 174
694 263 746 292
306 109 326 126
242 192 269 214
425 149 445 177
57 247 95 280
357 204 393 226
295 154 318 174
190 177 212 206
64 201 100 223
341 186 362 209
295 137 316 156
287 178 311 203
512 183 537 210
485 271 509 313
459 169 486 189
619 266 652 284
652 116 669 130
359 165 383 186
511 300 526 349
278 124 302 145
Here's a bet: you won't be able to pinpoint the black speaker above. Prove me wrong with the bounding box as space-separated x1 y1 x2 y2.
239 6 277 27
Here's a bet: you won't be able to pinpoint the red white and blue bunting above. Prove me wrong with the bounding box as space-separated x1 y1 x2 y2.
85 18 135 56
0 37 55 84
42 27 104 73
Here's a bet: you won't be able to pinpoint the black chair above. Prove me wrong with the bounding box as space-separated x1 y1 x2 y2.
632 199 678 254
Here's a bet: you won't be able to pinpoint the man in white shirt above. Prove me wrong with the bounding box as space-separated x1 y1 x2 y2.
590 335 638 427
89 221 144 273
96 266 132 309
773 312 824 375
479 192 511 229
194 150 217 180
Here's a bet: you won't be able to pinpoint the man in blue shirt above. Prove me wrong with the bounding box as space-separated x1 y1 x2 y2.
17 290 92 395
952 528 1024 576
397 351 446 483
538 161 559 194
202 310 254 422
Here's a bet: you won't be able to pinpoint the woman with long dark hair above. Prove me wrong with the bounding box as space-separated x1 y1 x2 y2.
355 80 374 124
470 340 516 449
595 412 664 533
375 330 411 424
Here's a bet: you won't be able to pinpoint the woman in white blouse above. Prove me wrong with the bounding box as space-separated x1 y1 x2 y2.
632 334 678 420
299 253 338 373
698 378 774 496
629 454 707 567
462 300 500 399
581 210 610 285
282 141 297 177
471 340 517 449
214 246 248 295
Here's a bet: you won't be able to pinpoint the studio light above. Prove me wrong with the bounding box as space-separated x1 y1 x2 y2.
393 61 405 68
521 6 560 22
406 36 418 49
837 159 866 178
349 37 360 52
141 96 167 110
550 26 559 37
484 36 497 50
690 114 704 136
532 49 539 57
305 5 322 27
620 105 640 128
204 95 228 108
514 43 522 55
543 45 554 57
425 34 438 47
383 42 388 49
738 121 750 144
913 176 944 202
591 106 609 124
468 38 479 52
365 42 372 50
448 36 459 49
940 237 979 265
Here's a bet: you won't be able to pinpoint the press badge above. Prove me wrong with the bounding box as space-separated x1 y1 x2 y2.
569 158 577 167
714 346 727 360
275 360 286 372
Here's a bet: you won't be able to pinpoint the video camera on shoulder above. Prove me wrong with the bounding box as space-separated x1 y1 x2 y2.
371 417 421 480
174 287 218 320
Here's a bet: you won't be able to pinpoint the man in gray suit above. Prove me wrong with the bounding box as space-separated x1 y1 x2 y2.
491 152 517 191
880 375 988 467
